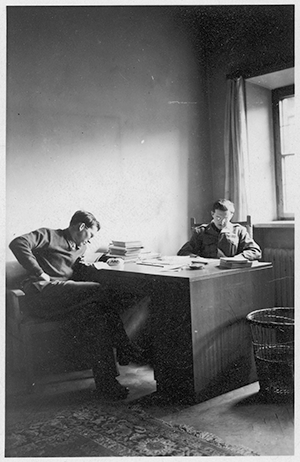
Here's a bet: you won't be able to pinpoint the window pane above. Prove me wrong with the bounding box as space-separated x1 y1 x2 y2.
282 154 295 214
280 96 295 154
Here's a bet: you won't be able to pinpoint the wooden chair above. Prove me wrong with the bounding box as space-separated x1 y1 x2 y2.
191 215 253 238
6 261 92 392
6 260 149 392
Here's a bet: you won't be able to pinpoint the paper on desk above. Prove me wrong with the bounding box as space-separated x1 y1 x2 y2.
137 256 190 270
156 256 191 265
138 255 209 268
93 262 111 270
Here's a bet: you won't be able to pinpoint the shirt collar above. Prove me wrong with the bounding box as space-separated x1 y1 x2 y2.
220 222 234 234
210 221 234 233
210 222 220 233
63 228 80 250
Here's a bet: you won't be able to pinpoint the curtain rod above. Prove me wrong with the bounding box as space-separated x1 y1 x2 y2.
226 60 294 81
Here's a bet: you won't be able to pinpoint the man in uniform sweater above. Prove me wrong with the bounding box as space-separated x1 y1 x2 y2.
178 199 261 260
9 210 143 400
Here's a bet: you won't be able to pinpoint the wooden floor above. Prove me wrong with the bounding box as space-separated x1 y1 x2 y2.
5 363 295 456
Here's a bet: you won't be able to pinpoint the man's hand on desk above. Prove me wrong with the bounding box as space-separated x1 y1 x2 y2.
217 250 248 261
231 254 248 260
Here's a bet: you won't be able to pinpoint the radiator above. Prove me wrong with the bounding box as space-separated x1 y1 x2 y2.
264 248 294 307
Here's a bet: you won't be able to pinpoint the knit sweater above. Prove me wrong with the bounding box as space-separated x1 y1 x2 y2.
9 227 86 281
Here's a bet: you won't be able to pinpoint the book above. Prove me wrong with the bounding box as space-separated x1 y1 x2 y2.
220 257 252 269
111 240 143 249
109 245 141 254
108 240 143 262
108 244 142 259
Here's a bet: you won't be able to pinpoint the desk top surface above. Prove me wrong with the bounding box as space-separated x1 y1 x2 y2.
99 259 272 282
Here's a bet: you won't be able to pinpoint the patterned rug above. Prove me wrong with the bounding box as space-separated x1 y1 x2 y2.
6 398 259 457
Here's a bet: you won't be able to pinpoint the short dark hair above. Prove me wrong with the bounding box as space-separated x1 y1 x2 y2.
212 199 235 214
70 210 100 231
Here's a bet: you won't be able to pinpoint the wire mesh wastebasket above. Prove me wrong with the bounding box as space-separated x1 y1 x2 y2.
246 307 294 398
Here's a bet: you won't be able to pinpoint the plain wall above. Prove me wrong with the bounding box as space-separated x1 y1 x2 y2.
6 6 213 260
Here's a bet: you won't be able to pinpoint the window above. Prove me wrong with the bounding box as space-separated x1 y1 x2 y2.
246 68 294 222
272 85 295 219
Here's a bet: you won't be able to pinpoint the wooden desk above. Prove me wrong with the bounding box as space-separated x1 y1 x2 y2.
99 259 274 403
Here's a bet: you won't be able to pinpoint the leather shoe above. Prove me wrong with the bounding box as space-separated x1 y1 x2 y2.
117 342 146 366
94 379 129 400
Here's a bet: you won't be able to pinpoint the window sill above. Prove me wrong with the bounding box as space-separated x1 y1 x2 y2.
253 221 294 229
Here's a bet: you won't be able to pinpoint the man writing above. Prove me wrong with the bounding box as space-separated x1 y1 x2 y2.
9 210 143 400
178 199 261 260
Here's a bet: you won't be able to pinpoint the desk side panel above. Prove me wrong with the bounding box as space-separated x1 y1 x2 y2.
190 265 274 401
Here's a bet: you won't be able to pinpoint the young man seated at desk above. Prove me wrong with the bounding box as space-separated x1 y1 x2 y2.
9 210 145 400
177 199 261 260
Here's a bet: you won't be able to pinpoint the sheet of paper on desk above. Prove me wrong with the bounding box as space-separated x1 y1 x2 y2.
93 262 111 270
157 256 191 266
137 256 190 269
138 256 187 265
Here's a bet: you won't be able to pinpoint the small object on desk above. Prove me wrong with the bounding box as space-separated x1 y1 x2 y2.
191 256 209 264
189 263 205 270
106 258 125 270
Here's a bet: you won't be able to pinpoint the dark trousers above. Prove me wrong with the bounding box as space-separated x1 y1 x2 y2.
23 280 132 384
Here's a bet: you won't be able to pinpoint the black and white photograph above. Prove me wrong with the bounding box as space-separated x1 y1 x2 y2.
2 0 296 458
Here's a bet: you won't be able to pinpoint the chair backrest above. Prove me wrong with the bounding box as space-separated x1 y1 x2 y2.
191 215 253 238
236 215 252 238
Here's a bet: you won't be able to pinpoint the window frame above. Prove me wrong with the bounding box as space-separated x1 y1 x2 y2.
272 84 295 220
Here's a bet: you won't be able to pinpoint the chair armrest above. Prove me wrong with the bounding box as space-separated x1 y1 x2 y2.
7 289 26 323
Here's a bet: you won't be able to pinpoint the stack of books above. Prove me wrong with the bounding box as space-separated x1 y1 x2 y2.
219 257 252 269
108 240 143 262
